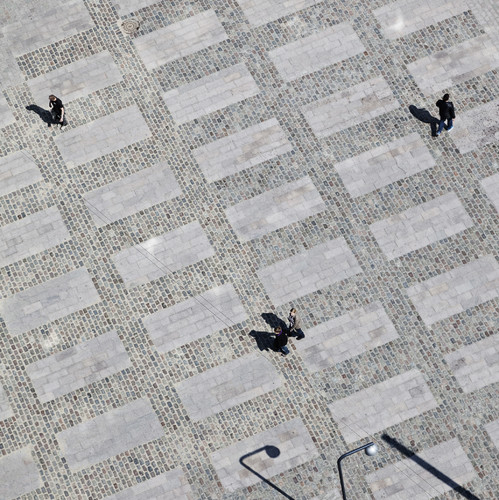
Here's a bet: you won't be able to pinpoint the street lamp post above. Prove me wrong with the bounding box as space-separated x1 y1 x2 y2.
337 442 378 500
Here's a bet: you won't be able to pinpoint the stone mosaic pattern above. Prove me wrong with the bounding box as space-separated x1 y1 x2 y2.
0 151 43 197
0 446 41 500
0 384 13 421
0 94 15 128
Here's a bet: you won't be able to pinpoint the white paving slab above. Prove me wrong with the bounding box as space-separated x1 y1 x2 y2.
163 63 260 124
0 94 15 128
0 446 41 500
225 176 326 241
0 151 44 198
335 133 436 198
485 418 499 451
0 384 13 421
407 255 499 326
192 118 292 182
112 0 159 15
237 0 322 27
143 284 248 353
481 173 499 212
301 77 399 138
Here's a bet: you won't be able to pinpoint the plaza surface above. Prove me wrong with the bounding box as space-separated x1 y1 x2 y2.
0 0 498 498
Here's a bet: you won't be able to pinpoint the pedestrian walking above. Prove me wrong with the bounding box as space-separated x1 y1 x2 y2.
435 93 455 137
273 326 289 355
49 94 66 129
288 308 305 339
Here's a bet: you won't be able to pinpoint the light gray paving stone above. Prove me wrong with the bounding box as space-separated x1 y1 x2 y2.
0 267 101 336
210 417 319 492
296 302 399 373
225 176 326 241
28 51 122 105
407 255 499 326
0 384 13 421
192 118 292 182
407 34 499 95
0 446 41 500
485 418 499 451
366 438 476 499
373 0 469 39
450 99 499 154
0 151 44 198
237 0 322 27
334 133 436 198
175 353 281 421
370 192 473 259
480 173 499 213
84 162 182 227
444 334 499 393
56 398 164 471
163 63 260 124
268 23 365 82
143 284 248 353
328 369 438 443
25 330 132 403
257 238 362 306
54 105 152 168
0 206 70 268
301 77 399 138
0 93 15 128
134 10 227 70
112 0 158 15
106 468 193 500
112 221 215 288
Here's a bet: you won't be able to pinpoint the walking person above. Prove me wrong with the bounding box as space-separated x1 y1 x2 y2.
273 326 289 356
288 308 305 340
435 93 455 137
49 94 66 129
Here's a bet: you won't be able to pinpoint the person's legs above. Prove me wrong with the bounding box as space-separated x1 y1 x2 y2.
446 118 453 131
295 328 305 340
436 120 445 135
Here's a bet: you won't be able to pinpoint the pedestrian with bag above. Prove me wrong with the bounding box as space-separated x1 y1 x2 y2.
288 307 305 339
435 93 455 137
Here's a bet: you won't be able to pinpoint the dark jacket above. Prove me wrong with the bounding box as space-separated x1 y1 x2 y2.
273 331 288 350
436 99 455 120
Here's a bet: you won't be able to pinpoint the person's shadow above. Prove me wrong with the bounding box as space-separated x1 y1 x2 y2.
409 105 439 137
26 104 54 126
249 313 289 351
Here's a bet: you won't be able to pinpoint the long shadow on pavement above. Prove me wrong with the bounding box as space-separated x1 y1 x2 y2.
409 104 439 137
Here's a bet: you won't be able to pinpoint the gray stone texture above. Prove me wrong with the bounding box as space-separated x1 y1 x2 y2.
0 446 41 500
366 438 476 499
0 384 13 421
370 192 473 259
112 0 159 15
485 418 499 451
56 398 164 471
143 284 248 353
84 162 182 227
407 255 499 326
329 370 438 443
163 63 260 124
237 0 322 27
225 176 326 241
192 118 292 182
301 77 399 138
112 221 215 288
0 206 70 268
297 302 399 373
335 133 436 198
54 105 152 168
268 23 365 82
175 353 281 421
0 267 101 336
257 238 362 306
481 172 499 212
0 94 15 128
210 418 319 491
134 10 227 71
26 330 131 403
0 151 44 198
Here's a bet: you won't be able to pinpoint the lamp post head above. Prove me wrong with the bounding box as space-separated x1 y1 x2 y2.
365 444 378 457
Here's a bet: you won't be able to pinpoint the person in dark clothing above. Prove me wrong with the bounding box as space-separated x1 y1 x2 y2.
273 326 289 355
49 94 66 128
435 93 455 136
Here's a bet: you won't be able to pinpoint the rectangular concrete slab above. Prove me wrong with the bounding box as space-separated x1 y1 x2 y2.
480 172 499 212
370 192 473 259
237 0 322 27
366 438 476 499
328 369 438 443
257 238 362 306
0 384 13 421
407 34 499 95
56 398 164 471
210 417 318 492
268 23 365 82
0 151 44 198
112 0 158 15
0 94 15 128
175 353 281 421
163 63 260 124
335 133 436 198
28 51 122 105
143 284 248 353
0 206 70 268
297 302 399 372
192 118 292 182
225 176 326 241
301 77 399 138
84 162 182 227
54 105 152 168
407 255 499 326
444 334 499 393
26 330 131 403
485 418 499 451
0 446 41 500
112 221 215 288
134 10 227 70
0 267 101 336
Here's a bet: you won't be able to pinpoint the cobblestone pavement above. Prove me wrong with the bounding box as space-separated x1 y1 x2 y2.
0 0 498 499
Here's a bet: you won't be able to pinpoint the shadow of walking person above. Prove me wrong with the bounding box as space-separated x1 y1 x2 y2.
249 330 274 351
261 312 287 331
26 104 54 126
409 105 439 137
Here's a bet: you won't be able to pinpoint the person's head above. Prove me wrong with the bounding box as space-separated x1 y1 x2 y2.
290 308 296 316
274 326 282 335
442 93 450 101
49 95 57 101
